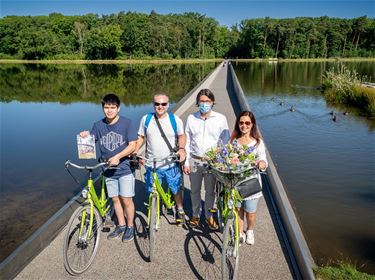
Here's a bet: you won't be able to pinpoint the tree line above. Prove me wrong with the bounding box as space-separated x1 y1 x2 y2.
0 12 373 60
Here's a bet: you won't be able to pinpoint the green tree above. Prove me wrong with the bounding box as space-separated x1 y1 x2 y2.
85 24 123 59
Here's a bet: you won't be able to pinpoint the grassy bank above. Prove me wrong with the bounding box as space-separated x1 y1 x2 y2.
1 57 375 64
315 263 375 280
0 58 222 64
322 64 375 118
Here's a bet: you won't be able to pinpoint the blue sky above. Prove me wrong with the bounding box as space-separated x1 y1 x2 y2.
1 0 374 26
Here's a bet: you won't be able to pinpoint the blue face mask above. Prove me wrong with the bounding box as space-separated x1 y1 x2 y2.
199 102 212 114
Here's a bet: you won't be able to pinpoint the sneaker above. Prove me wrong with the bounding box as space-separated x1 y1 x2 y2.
122 226 135 242
175 210 185 226
107 225 125 240
206 216 218 230
188 216 199 228
246 230 255 245
239 233 246 244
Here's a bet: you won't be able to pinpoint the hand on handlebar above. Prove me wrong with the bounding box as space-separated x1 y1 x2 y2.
107 155 120 167
257 160 267 171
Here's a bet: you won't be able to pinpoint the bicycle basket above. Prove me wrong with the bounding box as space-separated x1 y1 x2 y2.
235 177 261 199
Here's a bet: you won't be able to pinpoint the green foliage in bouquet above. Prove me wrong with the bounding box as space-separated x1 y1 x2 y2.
205 140 258 172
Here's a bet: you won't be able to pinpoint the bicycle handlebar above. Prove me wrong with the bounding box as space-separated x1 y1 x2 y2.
65 160 108 170
135 153 179 163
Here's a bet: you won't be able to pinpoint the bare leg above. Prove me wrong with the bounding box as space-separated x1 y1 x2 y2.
245 212 256 230
174 191 184 210
238 207 245 233
112 196 126 226
121 197 135 227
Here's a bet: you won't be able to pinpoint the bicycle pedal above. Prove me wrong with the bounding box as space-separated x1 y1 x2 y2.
102 227 110 232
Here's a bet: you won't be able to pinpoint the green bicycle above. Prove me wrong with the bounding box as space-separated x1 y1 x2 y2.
208 165 260 280
136 153 182 262
63 160 113 275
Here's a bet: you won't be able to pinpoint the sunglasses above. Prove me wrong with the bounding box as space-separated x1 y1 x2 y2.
154 102 168 107
239 121 252 126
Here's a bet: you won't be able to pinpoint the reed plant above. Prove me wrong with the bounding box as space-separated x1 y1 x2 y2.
322 64 375 117
314 262 375 280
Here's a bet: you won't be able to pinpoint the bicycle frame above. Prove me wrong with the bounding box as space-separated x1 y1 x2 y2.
64 160 113 275
147 171 175 227
65 161 111 239
220 185 242 252
209 166 253 255
82 176 111 238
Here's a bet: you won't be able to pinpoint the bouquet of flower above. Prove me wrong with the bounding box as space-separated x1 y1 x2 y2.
205 140 258 173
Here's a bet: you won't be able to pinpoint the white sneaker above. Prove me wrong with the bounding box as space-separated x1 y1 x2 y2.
239 233 246 244
246 230 255 245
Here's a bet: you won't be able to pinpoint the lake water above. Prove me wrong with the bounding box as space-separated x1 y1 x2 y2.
233 61 375 274
0 61 374 274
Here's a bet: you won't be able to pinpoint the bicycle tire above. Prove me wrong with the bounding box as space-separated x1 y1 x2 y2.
63 205 102 275
221 216 240 280
216 182 225 232
149 195 157 262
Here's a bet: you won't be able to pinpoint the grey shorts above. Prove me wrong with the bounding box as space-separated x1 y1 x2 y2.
105 173 135 198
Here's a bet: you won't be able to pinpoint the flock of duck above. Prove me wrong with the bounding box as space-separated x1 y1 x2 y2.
275 99 349 122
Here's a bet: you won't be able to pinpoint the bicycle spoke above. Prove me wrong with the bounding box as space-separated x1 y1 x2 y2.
222 217 239 280
63 205 102 275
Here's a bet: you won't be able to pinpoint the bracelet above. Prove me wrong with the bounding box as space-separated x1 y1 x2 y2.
178 147 185 151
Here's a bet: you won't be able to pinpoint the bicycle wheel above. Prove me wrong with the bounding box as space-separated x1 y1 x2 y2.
216 182 225 232
221 217 240 280
63 205 102 275
148 195 158 262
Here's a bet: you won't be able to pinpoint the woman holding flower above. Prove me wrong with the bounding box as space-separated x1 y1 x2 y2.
230 111 268 245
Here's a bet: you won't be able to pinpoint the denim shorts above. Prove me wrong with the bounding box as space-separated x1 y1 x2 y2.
105 173 135 198
238 197 260 213
145 164 181 195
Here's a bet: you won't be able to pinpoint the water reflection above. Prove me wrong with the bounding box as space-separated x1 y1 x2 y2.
0 63 216 104
233 61 375 274
0 62 217 262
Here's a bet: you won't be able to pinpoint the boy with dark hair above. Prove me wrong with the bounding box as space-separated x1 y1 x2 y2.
80 93 138 242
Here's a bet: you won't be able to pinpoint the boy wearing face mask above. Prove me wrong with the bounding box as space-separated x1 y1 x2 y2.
184 89 230 230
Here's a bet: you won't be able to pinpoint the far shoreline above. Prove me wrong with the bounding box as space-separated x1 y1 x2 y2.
0 57 374 64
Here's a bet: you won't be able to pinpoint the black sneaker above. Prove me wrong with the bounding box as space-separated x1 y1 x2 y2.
122 226 134 242
175 210 185 226
107 225 125 240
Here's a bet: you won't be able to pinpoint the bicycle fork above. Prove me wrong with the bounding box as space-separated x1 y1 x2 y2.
147 192 160 230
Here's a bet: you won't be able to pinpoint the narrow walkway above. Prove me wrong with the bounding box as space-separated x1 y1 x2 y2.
16 64 293 280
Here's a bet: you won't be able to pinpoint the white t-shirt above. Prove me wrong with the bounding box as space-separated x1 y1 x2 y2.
138 113 184 168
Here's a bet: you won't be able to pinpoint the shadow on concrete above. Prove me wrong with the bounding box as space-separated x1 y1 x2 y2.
184 229 222 280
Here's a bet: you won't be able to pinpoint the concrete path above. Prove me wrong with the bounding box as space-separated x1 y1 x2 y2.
16 64 293 280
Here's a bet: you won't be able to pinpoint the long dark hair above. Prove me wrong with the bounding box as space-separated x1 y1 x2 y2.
231 111 261 146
